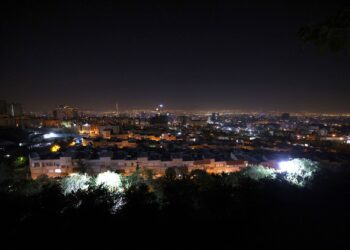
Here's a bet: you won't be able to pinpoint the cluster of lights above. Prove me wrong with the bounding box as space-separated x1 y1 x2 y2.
61 171 123 195
156 104 164 112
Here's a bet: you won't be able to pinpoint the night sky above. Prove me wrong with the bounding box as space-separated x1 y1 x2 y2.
1 0 349 112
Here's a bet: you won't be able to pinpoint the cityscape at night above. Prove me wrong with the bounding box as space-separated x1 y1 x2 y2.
1 0 350 249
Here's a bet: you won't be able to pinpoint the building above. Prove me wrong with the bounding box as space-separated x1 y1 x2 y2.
29 154 249 179
209 112 219 124
0 101 23 117
53 105 79 120
149 115 168 126
8 102 23 117
29 156 75 179
187 118 207 127
281 113 290 120
0 101 23 127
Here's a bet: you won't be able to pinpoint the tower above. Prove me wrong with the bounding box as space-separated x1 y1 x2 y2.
115 103 119 116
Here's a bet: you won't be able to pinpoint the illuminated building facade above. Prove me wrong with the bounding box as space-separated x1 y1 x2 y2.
29 155 248 179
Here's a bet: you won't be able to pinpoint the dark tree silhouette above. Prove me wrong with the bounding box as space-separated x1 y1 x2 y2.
298 8 350 54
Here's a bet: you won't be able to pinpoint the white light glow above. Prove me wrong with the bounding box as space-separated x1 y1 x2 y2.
55 169 62 173
279 161 298 173
278 159 318 186
43 132 58 139
61 173 91 195
96 171 123 192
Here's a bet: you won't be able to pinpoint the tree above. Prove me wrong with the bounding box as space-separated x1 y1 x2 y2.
0 162 13 183
165 167 176 180
61 173 91 195
75 159 88 174
143 168 154 181
176 166 189 179
298 8 350 54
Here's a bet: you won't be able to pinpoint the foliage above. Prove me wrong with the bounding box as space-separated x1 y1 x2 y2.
0 158 29 184
61 173 91 195
1 162 350 248
298 9 350 54
95 171 123 192
241 165 276 180
165 167 176 180
65 185 124 215
176 166 189 178
278 158 318 186
75 159 88 174
122 167 144 189
13 156 27 168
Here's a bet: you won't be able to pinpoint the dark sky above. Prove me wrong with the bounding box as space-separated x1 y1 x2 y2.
1 0 349 112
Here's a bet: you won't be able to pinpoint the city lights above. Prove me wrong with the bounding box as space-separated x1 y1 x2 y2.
2 1 350 245
50 144 61 152
43 132 59 139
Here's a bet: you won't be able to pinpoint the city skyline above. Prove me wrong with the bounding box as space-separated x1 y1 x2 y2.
4 100 350 115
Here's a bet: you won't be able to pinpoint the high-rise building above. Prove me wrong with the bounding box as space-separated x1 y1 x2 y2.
7 102 23 117
53 105 78 120
281 113 290 120
211 112 219 123
149 114 168 126
0 101 23 127
115 103 119 117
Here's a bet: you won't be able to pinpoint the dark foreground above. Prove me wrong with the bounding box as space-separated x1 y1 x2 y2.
1 165 350 249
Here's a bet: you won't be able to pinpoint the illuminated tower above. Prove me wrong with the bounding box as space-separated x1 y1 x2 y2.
115 103 119 116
